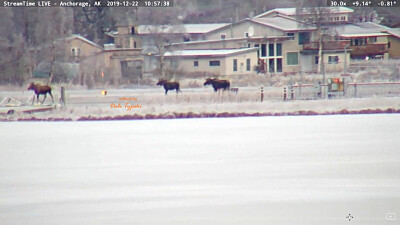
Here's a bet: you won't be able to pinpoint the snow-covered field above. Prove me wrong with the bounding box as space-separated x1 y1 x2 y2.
1 114 400 225
1 88 400 120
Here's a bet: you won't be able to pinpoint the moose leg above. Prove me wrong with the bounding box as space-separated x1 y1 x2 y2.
48 91 54 103
165 89 168 95
36 94 40 104
42 94 47 104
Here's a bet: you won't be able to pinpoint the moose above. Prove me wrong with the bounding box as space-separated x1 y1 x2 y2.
156 79 182 95
27 82 54 104
204 78 230 92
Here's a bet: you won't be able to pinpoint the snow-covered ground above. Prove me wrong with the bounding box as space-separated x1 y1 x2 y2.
1 114 400 224
1 88 400 120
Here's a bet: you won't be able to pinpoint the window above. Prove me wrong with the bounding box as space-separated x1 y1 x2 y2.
328 56 339 64
209 61 220 67
255 44 260 58
131 27 135 34
298 32 310 45
277 58 282 73
134 41 137 48
71 48 80 57
287 52 298 65
276 43 282 56
314 56 319 64
369 37 377 43
352 38 367 46
268 43 274 56
388 42 391 48
248 44 251 48
194 61 199 67
269 59 275 73
245 32 249 38
233 59 237 71
246 59 251 71
287 33 295 38
261 44 266 57
341 16 346 21
220 34 226 39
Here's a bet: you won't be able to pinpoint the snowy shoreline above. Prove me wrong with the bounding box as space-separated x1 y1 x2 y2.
1 94 400 122
1 107 398 122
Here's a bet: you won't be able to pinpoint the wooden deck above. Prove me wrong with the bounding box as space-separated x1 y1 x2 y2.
0 105 56 115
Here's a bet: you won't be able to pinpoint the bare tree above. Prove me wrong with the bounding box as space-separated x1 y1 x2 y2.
137 4 187 79
296 0 332 75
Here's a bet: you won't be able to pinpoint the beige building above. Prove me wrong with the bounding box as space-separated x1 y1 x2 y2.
203 15 319 74
387 30 400 59
64 35 103 62
164 48 258 76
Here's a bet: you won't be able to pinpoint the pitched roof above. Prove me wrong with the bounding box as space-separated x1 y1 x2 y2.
329 22 391 38
164 48 258 58
138 23 229 34
255 7 354 18
66 34 102 49
205 16 314 36
251 16 315 31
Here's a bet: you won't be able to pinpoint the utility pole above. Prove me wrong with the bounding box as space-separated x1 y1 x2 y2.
230 18 233 39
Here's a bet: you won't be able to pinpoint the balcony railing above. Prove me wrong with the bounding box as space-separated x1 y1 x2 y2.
349 44 388 56
303 40 351 51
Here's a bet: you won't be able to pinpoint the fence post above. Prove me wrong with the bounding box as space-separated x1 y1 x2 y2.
60 86 66 106
354 82 357 98
299 84 302 99
283 87 287 101
261 87 264 102
290 86 294 100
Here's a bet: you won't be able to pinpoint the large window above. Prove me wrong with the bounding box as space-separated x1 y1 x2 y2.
298 32 310 45
261 44 266 57
209 61 220 67
269 59 274 73
194 61 199 67
287 52 298 65
246 59 251 71
277 58 282 73
276 43 282 56
268 43 274 56
233 59 237 71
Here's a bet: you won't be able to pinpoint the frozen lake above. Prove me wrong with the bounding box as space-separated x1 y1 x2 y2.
1 114 400 225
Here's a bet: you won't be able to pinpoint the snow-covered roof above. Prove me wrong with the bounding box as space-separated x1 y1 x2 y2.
164 48 258 58
138 23 229 34
255 7 354 18
252 16 315 31
66 34 102 49
388 29 400 39
329 23 391 38
170 35 291 46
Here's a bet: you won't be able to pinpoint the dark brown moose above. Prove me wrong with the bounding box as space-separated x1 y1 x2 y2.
27 82 54 104
204 78 230 92
156 79 182 95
